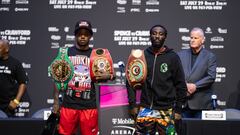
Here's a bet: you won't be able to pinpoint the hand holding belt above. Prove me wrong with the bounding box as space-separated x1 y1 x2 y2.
126 49 147 89
48 47 74 91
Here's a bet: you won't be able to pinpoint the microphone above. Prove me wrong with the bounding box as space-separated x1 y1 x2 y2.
58 93 63 105
211 94 218 110
118 61 125 84
118 61 125 73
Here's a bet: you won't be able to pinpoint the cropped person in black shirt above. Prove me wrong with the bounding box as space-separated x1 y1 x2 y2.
0 39 28 117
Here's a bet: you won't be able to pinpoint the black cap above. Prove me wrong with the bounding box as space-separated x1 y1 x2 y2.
74 20 93 36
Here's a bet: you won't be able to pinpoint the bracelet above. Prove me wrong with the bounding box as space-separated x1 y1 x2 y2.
13 99 20 105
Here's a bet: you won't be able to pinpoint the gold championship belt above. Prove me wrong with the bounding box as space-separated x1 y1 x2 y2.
90 48 114 82
126 49 147 89
48 47 74 91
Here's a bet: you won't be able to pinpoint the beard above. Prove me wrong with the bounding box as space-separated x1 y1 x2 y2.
150 36 165 49
152 40 164 49
77 40 89 47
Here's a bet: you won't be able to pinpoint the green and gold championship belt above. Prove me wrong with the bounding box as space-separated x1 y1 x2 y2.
126 49 147 89
48 47 74 91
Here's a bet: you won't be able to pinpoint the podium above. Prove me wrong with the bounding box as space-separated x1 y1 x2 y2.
98 84 140 135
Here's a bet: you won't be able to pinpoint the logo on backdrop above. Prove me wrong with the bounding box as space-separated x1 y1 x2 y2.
0 30 31 45
22 62 31 69
215 67 226 83
0 0 29 12
49 0 97 10
179 0 227 11
114 30 151 46
15 101 30 117
116 0 160 13
111 118 135 135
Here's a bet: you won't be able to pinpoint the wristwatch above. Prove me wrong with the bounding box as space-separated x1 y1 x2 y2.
49 47 74 91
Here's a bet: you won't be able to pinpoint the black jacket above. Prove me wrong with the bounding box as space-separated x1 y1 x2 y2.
127 46 187 113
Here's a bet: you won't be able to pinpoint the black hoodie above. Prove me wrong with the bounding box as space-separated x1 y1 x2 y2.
127 46 187 113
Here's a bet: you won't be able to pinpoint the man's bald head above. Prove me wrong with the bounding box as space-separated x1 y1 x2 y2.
0 39 10 60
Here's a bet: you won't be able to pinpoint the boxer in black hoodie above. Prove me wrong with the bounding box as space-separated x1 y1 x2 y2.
127 25 187 135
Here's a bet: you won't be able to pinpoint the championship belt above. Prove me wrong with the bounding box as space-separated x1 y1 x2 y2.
126 49 147 89
90 48 114 82
48 47 74 91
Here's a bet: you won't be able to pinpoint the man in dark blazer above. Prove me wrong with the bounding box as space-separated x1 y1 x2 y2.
178 27 217 118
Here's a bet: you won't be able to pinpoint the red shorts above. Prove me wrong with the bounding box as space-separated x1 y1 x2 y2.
58 107 98 135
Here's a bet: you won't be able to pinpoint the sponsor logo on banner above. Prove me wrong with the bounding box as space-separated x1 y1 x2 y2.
47 99 54 104
217 100 226 106
15 0 29 4
117 0 127 5
205 27 212 34
218 28 227 34
111 118 135 135
112 118 135 125
15 7 29 12
132 0 141 5
22 62 31 69
0 7 9 11
130 8 140 12
210 44 224 49
48 27 60 32
179 28 189 33
117 7 126 13
182 43 190 49
181 36 191 42
211 36 224 42
51 42 59 49
64 27 70 32
0 0 29 12
51 35 61 41
145 8 159 13
66 35 75 41
116 0 159 13
1 0 10 4
146 0 159 5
